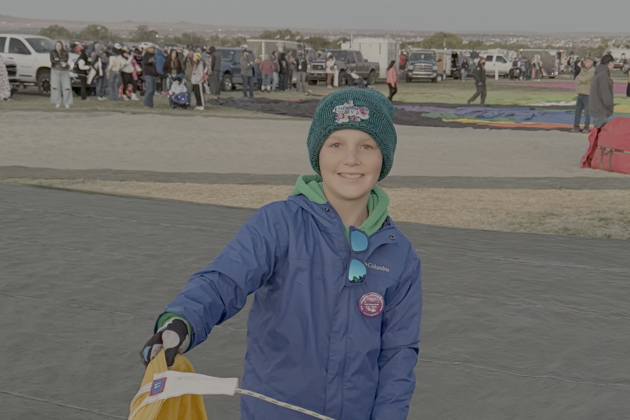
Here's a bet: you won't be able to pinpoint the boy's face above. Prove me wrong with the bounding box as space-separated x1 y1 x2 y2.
319 130 382 202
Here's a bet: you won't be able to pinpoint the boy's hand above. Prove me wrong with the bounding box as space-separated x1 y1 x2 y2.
140 318 189 367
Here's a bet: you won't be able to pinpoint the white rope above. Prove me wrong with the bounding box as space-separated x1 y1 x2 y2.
235 388 336 420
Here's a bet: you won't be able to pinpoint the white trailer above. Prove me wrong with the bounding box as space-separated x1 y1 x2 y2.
341 37 400 79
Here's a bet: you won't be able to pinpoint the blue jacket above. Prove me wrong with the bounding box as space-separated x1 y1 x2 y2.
155 49 165 75
163 194 422 420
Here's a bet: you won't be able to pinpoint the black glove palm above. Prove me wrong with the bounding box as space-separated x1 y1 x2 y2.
141 318 189 367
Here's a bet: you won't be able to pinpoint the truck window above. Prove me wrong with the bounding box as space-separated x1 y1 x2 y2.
0 37 6 53
9 38 31 55
485 55 493 62
409 52 435 61
24 37 56 53
218 50 235 62
355 52 364 62
496 56 507 63
346 52 355 64
325 51 348 61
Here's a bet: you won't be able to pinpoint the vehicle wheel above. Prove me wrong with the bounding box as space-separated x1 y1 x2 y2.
308 79 317 86
338 71 348 86
37 70 51 95
367 70 377 85
431 77 438 83
221 74 233 91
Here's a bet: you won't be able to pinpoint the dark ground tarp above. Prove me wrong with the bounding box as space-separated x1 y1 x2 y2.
207 98 579 131
2 184 630 420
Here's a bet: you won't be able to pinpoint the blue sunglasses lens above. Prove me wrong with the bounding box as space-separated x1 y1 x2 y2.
350 230 368 252
348 259 367 283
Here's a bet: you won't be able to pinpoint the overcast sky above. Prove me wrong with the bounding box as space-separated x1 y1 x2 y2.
3 0 630 33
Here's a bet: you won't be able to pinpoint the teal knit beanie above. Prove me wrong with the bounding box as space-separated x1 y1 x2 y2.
307 87 397 181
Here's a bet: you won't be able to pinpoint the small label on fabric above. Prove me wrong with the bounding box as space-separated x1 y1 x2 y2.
150 378 167 396
333 100 370 123
359 292 384 317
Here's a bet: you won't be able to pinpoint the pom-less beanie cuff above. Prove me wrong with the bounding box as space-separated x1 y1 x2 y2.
307 88 397 181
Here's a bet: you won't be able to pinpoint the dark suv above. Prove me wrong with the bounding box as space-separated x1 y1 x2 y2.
216 47 257 91
405 50 439 83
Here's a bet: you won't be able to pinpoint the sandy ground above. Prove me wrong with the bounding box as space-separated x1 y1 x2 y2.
2 111 628 178
6 178 630 240
3 184 630 420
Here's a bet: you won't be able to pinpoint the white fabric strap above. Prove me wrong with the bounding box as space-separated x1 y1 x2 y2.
129 370 336 420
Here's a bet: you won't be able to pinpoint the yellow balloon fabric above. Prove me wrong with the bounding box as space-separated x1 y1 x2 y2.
129 351 208 420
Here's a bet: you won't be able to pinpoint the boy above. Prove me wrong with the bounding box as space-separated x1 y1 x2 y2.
141 88 422 420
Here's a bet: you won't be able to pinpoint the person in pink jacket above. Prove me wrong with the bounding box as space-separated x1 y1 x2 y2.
386 60 398 101
259 55 275 91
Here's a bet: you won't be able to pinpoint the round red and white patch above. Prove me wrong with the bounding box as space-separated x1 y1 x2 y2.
358 292 385 317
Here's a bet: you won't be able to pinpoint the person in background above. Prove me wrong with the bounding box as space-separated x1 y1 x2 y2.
168 76 188 108
50 41 73 108
626 65 630 97
278 50 288 91
240 49 255 98
467 57 487 105
107 50 125 101
399 52 407 69
156 48 166 93
0 55 12 101
191 53 205 110
208 46 221 96
295 51 308 92
260 54 274 91
532 55 543 81
142 45 158 108
163 49 183 92
183 49 195 96
254 57 263 91
74 45 90 101
589 54 615 128
386 60 398 101
286 51 295 90
570 56 594 133
325 53 335 88
98 46 109 100
271 51 280 91
573 57 582 79
132 48 144 94
121 48 139 101
460 56 469 82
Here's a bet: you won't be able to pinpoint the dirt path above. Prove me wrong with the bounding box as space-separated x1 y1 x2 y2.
6 178 630 239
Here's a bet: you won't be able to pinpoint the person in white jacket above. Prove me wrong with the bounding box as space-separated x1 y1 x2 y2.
190 53 205 110
168 77 188 108
106 54 126 101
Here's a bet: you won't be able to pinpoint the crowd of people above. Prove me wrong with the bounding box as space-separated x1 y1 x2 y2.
67 41 225 110
39 41 343 109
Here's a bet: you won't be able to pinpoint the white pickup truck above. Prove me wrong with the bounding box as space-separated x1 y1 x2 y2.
482 53 512 77
0 34 78 94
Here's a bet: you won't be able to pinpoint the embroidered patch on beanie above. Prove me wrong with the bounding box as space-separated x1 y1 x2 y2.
333 100 370 123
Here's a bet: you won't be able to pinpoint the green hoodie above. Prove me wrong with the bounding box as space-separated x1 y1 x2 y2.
291 174 390 238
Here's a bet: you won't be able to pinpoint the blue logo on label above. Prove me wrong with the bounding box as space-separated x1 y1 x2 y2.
150 378 167 396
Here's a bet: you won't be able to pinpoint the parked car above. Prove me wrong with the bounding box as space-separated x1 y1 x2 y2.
216 47 257 91
307 50 379 86
483 53 512 77
0 34 79 94
405 49 439 83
